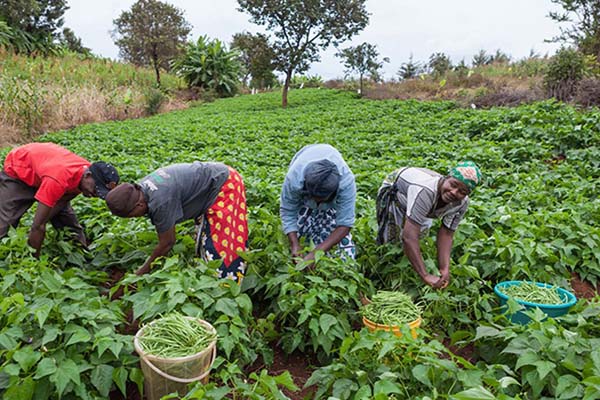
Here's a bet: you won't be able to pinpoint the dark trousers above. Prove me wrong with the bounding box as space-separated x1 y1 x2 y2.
0 171 84 240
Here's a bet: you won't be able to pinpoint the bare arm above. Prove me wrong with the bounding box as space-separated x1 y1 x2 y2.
304 226 351 261
436 225 455 288
287 231 301 258
135 226 177 276
29 203 53 257
401 219 439 287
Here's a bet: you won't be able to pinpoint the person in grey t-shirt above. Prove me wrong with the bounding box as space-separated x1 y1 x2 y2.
376 161 482 289
105 162 249 297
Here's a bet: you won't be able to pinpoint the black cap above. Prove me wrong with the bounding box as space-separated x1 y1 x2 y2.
88 162 119 199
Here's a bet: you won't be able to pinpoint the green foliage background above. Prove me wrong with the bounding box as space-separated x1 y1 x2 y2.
1 89 599 398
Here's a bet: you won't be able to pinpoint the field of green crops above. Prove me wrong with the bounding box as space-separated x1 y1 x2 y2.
1 89 600 399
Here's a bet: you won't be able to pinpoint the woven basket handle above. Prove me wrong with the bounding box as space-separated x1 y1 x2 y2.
141 345 216 384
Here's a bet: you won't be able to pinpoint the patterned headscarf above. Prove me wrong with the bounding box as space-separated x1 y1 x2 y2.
448 161 482 191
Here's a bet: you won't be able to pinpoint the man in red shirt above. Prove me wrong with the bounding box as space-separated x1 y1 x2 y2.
0 142 119 256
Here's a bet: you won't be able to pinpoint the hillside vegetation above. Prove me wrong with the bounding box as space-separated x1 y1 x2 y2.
1 89 599 399
0 50 186 146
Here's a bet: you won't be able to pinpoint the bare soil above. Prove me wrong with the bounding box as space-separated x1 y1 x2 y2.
570 271 600 299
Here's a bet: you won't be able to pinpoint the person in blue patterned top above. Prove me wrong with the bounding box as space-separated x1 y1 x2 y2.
280 144 357 263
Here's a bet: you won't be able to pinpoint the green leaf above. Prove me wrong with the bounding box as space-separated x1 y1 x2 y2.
450 386 496 400
474 326 501 340
34 358 57 379
3 377 35 400
556 374 582 399
534 360 556 380
113 366 128 395
515 351 541 370
319 313 337 335
412 364 431 386
41 327 59 346
355 385 372 399
50 359 80 396
91 364 114 397
108 340 124 358
40 271 63 292
65 326 91 347
272 371 298 391
33 298 54 328
498 376 520 389
4 363 20 376
215 298 238 317
373 379 402 394
235 294 253 314
129 368 145 398
331 378 357 398
13 347 42 373
0 333 18 350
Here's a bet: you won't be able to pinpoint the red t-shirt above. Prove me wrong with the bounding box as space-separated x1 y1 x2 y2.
3 143 90 207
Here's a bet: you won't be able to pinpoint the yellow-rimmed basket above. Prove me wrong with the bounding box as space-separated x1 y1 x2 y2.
362 316 422 339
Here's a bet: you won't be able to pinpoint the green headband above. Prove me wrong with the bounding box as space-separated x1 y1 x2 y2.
448 161 482 191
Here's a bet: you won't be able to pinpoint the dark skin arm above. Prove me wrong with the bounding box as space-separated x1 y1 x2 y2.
29 195 78 257
436 225 455 289
136 226 177 276
304 226 351 261
287 231 302 258
29 203 52 258
401 219 440 287
111 226 176 300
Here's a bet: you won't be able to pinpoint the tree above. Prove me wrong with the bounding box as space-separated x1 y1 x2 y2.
548 0 600 59
59 27 90 55
398 54 423 80
428 52 452 77
238 0 369 107
0 0 67 54
453 59 469 78
472 49 491 67
336 42 388 95
490 49 511 64
112 0 191 86
171 35 241 97
544 46 586 100
231 32 277 90
0 0 67 37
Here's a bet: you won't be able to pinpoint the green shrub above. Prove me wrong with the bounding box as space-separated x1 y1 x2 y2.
544 48 586 101
143 87 166 115
171 36 241 97
290 74 323 89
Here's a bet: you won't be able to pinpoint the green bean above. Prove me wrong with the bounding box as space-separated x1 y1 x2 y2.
138 312 217 358
361 290 422 326
499 282 564 305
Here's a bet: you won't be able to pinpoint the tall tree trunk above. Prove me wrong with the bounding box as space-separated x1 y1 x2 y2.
152 51 161 87
282 70 292 108
154 64 161 87
359 73 363 97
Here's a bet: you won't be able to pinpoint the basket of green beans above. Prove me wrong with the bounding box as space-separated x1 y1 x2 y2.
134 312 217 400
361 291 423 338
494 281 577 325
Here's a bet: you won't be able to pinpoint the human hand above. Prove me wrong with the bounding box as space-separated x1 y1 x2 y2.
359 292 371 306
422 274 440 287
291 244 302 263
302 251 316 271
437 270 450 289
433 277 449 289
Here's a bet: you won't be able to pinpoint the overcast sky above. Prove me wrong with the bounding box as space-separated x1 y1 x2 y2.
64 0 564 80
